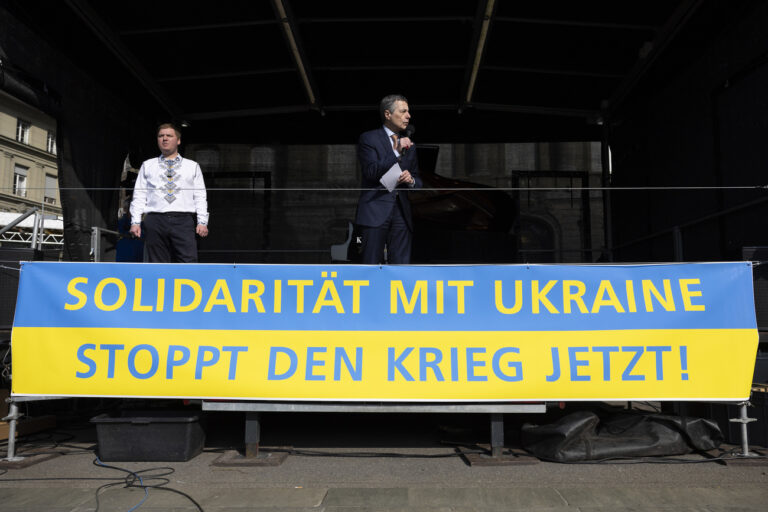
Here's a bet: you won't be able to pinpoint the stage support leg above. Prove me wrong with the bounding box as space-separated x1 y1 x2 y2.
2 402 23 462
732 402 758 457
245 412 261 458
490 413 504 458
211 410 287 466
460 412 538 466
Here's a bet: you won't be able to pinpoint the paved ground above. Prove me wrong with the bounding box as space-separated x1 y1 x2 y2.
1 403 767 511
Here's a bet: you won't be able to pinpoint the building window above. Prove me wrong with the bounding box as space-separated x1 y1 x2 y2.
16 119 30 144
47 131 57 155
44 174 58 205
13 165 29 197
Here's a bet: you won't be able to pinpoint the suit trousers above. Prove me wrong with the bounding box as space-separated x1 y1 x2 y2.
142 212 198 263
359 195 412 264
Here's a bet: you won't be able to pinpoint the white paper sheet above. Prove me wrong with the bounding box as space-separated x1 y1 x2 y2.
379 162 402 192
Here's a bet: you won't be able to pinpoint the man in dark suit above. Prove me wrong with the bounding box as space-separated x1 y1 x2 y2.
356 94 423 264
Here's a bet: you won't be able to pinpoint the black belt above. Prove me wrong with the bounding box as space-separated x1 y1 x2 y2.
148 211 195 217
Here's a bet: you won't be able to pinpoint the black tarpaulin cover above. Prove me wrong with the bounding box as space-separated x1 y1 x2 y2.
521 410 723 462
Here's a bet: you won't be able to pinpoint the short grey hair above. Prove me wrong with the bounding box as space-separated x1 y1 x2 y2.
379 94 408 122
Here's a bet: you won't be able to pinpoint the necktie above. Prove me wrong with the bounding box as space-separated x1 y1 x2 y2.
391 134 398 151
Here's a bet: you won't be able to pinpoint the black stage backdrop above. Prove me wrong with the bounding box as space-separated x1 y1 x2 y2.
1 5 157 261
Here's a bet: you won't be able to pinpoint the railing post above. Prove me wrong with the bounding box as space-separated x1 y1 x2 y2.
600 123 613 262
30 213 40 249
36 212 45 250
91 227 100 262
672 226 683 262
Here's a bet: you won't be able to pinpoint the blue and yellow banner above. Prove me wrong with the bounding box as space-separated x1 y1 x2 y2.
11 262 759 401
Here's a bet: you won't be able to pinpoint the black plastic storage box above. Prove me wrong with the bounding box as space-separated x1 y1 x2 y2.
91 411 205 462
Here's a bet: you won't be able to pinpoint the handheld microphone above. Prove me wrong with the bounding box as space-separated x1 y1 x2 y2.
401 124 415 152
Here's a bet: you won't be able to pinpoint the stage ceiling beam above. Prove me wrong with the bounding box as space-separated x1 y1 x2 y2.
606 0 704 114
482 65 623 79
184 102 599 121
158 68 296 82
462 0 497 109
494 17 659 32
64 0 182 118
185 104 463 120
471 102 600 119
186 105 312 121
272 0 322 112
117 20 277 35
296 16 473 23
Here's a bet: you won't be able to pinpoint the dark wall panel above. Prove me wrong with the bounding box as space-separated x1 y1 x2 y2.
609 2 768 262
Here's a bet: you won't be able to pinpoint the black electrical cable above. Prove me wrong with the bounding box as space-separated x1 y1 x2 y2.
92 459 203 512
0 458 204 512
0 474 125 482
92 459 154 512
9 430 77 445
0 430 93 457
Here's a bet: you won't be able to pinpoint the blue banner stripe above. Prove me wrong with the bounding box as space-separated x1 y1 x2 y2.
13 262 756 331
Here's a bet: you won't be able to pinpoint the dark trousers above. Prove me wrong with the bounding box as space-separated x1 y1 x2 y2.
360 199 412 264
142 212 198 263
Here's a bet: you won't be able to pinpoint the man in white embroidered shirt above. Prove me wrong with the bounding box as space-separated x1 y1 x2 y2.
129 123 209 263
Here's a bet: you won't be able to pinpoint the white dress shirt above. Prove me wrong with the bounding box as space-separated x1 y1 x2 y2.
130 155 209 225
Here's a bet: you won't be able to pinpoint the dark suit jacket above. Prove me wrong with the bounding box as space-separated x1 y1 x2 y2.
355 127 422 229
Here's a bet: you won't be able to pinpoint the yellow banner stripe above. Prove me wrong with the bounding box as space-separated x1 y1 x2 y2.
12 327 757 401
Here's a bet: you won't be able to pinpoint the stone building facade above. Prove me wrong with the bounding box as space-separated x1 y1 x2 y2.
0 90 62 248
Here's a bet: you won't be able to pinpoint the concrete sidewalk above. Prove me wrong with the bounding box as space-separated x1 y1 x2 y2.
1 444 767 511
1 406 768 511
